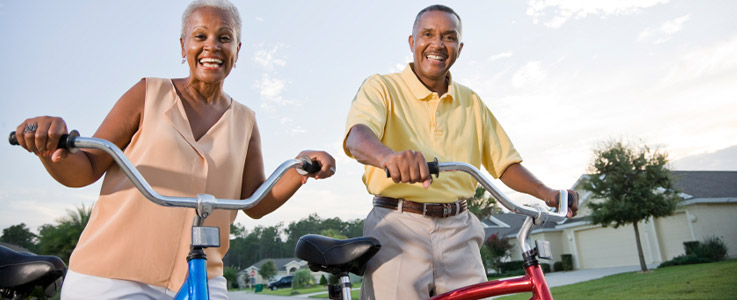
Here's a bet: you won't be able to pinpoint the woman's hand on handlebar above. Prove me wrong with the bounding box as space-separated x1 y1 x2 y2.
296 150 336 180
547 189 579 217
15 116 70 162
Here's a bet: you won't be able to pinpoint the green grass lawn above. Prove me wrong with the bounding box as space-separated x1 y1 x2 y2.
235 260 736 299
497 259 737 300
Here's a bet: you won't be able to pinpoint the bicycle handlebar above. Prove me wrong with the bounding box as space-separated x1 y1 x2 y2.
387 160 568 224
9 131 321 214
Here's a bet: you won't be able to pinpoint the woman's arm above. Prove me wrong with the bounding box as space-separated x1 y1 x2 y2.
240 123 335 219
17 79 146 187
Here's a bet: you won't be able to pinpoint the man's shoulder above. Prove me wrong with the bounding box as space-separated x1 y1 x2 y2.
359 71 403 91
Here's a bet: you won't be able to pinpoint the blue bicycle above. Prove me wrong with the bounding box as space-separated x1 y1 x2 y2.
7 131 321 299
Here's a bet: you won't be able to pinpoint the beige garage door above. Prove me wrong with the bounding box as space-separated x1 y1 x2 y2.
575 225 643 269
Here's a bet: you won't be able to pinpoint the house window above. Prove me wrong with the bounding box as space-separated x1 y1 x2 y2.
289 267 297 274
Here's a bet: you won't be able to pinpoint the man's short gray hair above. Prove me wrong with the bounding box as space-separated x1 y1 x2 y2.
181 0 242 42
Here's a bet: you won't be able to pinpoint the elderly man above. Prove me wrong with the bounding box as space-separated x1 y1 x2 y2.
343 4 578 299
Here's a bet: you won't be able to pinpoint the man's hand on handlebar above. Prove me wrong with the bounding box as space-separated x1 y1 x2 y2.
547 189 579 217
380 149 433 189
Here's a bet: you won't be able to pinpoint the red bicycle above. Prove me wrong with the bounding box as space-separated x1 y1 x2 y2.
296 160 569 300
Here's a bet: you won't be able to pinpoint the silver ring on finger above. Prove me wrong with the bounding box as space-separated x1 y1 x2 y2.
23 123 38 134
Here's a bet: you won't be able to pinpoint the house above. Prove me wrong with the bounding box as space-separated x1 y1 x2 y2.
238 257 329 287
483 171 737 270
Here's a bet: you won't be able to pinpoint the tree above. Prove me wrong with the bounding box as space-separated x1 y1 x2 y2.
223 266 239 289
481 234 512 274
37 203 93 263
0 223 38 252
258 260 277 281
467 185 502 220
583 140 680 272
292 268 313 289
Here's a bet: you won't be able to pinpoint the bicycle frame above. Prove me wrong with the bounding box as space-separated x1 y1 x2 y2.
424 162 568 300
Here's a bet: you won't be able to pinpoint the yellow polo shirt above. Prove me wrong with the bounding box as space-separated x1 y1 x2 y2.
344 64 522 203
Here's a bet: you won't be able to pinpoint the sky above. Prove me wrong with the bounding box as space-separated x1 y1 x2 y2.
1 0 736 234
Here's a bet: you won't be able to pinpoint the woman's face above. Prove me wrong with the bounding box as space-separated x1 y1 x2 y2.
181 7 241 84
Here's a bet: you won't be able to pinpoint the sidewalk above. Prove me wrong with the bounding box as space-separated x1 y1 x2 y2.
543 264 657 287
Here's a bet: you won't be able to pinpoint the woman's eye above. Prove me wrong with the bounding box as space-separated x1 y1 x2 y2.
194 34 206 40
220 36 232 42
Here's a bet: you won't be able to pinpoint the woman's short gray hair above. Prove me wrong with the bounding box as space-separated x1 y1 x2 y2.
181 0 242 42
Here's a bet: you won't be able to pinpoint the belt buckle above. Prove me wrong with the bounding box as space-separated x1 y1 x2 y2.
442 203 452 218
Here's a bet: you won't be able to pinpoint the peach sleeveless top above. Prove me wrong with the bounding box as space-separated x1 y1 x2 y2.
68 78 255 291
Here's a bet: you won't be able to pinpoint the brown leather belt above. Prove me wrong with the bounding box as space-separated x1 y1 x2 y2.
373 196 467 218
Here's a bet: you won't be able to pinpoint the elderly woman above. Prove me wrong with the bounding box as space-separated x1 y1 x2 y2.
13 0 335 298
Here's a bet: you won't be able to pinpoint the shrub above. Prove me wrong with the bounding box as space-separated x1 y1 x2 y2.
694 236 728 262
660 236 729 268
499 260 524 273
292 269 313 289
683 241 700 255
658 254 712 268
561 254 574 271
319 274 328 286
553 261 563 272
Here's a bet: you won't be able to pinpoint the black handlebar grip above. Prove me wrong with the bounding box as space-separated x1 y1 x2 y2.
300 159 322 174
8 130 80 151
384 157 440 178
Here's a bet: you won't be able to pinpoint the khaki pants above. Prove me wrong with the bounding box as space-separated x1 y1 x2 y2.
360 206 487 300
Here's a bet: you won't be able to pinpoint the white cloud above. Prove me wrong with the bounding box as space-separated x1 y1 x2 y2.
639 14 691 43
511 61 547 88
252 44 293 110
280 117 306 135
488 51 514 61
253 44 286 70
660 35 737 86
527 0 670 28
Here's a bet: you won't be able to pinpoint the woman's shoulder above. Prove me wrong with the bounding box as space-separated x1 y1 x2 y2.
230 98 255 119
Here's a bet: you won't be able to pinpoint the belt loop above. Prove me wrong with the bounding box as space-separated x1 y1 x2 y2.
422 203 429 217
455 201 460 215
398 199 404 213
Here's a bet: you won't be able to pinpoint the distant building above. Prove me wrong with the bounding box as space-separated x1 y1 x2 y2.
482 171 737 270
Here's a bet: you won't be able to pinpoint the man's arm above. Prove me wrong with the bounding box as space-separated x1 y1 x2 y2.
500 163 579 216
345 124 432 188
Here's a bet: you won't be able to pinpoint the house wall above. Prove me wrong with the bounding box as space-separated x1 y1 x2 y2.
653 211 691 260
685 202 737 258
569 223 657 269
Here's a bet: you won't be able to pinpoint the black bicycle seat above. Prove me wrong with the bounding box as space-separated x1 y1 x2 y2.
0 245 67 299
295 234 381 276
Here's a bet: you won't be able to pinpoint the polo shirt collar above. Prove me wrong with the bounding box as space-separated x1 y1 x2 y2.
401 63 455 102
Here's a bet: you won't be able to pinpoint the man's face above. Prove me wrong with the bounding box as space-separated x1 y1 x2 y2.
409 10 463 85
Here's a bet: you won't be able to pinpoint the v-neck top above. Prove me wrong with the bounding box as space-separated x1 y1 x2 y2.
68 77 256 291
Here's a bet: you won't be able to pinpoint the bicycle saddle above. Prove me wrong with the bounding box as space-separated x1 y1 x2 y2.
295 234 381 276
0 245 67 299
